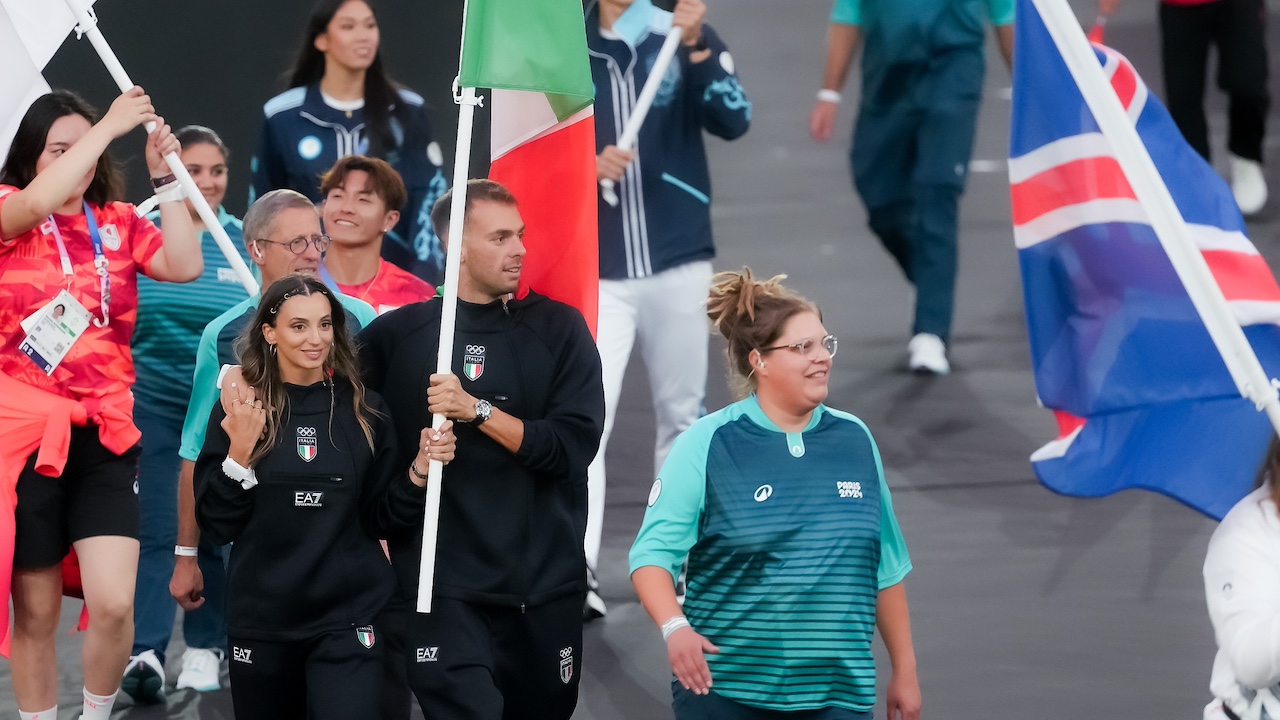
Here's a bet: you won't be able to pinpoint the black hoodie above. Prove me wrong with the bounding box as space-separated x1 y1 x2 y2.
195 378 422 641
358 291 605 608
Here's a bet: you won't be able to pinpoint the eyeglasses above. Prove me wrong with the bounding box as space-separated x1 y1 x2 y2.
255 234 331 255
762 334 838 359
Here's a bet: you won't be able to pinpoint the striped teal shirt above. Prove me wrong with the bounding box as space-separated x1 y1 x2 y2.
630 395 911 712
133 207 253 419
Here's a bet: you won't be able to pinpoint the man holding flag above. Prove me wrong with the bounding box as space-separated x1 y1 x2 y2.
357 182 604 719
585 0 751 619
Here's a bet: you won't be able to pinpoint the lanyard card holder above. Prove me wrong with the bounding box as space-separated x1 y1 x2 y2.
19 290 93 375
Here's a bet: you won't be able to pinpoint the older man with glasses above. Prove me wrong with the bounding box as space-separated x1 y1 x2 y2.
164 190 377 675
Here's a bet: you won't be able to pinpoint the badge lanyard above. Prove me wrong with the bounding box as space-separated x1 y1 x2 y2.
46 202 110 327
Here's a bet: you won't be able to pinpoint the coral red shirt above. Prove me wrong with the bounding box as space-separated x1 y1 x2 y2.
0 186 164 401
335 258 436 315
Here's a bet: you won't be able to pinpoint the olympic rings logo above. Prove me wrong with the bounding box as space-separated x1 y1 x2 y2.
465 345 486 354
297 427 317 437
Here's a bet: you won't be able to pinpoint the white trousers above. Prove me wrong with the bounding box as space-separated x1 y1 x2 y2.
584 260 713 569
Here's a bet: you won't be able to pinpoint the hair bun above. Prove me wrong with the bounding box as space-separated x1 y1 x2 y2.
707 267 788 337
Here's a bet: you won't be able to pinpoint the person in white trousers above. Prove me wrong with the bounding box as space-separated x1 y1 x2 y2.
585 0 752 619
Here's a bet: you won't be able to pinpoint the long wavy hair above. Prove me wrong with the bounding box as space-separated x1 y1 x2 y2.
0 90 122 206
287 0 403 158
235 274 377 466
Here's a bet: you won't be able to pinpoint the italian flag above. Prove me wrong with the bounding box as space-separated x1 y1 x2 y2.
460 0 599 334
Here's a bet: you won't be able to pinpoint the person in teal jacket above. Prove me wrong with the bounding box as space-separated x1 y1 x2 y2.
631 269 920 720
810 0 1014 375
125 126 252 703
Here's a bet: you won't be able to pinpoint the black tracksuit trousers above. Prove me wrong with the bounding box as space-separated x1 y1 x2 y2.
405 593 584 720
1160 0 1270 162
227 625 383 720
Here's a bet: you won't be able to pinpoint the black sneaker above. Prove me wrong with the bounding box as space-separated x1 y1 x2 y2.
584 564 607 621
121 649 165 704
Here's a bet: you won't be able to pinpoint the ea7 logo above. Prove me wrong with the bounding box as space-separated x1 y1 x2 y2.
232 646 253 664
416 647 439 663
295 491 323 507
837 481 863 499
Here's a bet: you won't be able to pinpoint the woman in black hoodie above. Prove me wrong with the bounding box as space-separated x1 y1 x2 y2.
194 274 454 720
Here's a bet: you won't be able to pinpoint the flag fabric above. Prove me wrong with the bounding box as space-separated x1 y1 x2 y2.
459 0 599 334
1009 0 1280 519
0 0 91 162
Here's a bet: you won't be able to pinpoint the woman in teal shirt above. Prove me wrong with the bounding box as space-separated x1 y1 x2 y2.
631 268 921 720
125 126 251 702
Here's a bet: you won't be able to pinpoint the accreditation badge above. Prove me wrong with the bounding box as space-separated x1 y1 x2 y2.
19 290 92 375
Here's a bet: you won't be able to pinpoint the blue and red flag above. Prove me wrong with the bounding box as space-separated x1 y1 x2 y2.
1009 0 1280 519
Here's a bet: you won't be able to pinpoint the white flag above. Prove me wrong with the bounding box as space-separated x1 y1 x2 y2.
0 0 95 164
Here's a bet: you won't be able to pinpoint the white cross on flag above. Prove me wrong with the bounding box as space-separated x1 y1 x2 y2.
0 0 96 163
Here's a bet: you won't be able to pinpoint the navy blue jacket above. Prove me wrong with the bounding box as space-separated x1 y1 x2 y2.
250 83 449 283
587 0 751 280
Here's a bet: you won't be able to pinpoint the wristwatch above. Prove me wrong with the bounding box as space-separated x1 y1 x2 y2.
472 399 493 426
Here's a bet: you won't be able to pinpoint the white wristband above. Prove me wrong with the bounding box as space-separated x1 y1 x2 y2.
817 88 843 104
174 545 199 557
154 184 185 203
661 615 691 641
222 456 258 490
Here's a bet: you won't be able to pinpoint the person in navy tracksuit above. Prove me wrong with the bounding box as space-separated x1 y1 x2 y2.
250 0 448 284
584 0 751 620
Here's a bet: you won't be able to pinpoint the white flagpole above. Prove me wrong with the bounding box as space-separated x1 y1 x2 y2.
599 30 682 207
63 0 258 295
1032 0 1280 435
417 3 483 613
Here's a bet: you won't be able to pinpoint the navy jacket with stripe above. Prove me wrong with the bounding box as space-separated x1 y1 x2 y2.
250 83 448 283
587 0 751 280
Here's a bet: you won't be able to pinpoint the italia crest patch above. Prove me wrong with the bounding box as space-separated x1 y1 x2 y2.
356 625 375 649
297 427 317 462
559 646 574 684
463 344 485 381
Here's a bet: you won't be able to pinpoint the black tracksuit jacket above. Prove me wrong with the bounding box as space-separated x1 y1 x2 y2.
195 379 424 641
358 291 605 609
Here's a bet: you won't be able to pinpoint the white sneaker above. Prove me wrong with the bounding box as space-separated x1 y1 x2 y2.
175 647 223 692
908 333 951 375
121 648 165 704
1231 155 1268 216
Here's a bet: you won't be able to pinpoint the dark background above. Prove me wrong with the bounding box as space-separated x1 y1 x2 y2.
42 0 480 217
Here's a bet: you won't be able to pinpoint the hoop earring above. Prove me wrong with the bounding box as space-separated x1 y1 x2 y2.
269 344 277 356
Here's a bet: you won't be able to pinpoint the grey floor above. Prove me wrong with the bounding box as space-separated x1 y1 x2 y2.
5 0 1280 718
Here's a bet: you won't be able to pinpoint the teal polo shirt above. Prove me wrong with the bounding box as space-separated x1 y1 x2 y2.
133 207 253 420
631 395 911 713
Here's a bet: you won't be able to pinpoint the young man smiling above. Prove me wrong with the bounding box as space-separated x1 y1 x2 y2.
320 156 435 314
